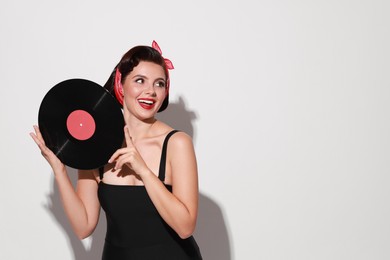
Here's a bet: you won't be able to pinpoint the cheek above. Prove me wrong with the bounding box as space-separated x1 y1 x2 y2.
123 84 140 97
157 87 168 97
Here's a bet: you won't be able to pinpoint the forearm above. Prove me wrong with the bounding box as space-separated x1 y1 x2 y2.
142 171 197 239
54 168 96 239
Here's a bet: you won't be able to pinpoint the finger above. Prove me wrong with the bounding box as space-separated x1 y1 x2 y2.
124 125 134 148
115 154 132 171
113 154 125 170
114 156 124 171
30 132 41 146
108 150 121 164
108 147 127 163
30 132 50 155
33 125 46 145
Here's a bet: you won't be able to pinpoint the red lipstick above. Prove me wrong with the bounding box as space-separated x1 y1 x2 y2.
138 98 156 110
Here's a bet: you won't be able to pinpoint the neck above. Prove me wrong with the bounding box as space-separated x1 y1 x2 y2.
125 117 157 141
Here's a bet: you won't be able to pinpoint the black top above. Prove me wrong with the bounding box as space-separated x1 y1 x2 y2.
98 130 202 259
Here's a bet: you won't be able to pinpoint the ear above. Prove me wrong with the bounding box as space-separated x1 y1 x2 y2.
114 68 124 106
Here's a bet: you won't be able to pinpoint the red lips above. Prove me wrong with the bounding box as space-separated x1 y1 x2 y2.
138 98 156 110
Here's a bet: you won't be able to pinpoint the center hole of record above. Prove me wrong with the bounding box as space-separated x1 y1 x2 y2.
66 110 96 140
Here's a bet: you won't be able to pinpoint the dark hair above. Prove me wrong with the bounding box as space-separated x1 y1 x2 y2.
104 45 170 112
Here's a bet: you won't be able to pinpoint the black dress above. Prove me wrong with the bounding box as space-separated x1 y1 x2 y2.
98 130 202 259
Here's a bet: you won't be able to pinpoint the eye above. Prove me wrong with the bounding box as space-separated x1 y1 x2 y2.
155 80 166 88
135 78 144 84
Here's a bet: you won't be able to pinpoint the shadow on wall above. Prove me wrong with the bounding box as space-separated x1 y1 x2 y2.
43 96 232 259
195 194 232 260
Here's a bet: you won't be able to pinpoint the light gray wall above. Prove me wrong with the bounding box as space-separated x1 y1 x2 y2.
1 0 389 259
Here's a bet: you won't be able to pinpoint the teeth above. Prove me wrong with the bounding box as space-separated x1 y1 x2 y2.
139 99 154 105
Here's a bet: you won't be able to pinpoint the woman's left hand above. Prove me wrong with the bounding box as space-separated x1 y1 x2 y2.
108 125 149 177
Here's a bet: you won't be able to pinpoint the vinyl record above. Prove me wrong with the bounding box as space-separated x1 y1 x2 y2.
38 78 124 170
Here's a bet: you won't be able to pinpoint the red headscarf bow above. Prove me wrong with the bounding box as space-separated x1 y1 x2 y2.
152 40 174 70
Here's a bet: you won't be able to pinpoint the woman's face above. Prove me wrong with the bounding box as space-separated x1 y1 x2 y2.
122 61 167 118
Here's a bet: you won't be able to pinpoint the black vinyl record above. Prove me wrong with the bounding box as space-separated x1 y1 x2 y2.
38 78 124 170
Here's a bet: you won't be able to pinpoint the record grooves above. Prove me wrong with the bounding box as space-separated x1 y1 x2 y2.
38 79 124 170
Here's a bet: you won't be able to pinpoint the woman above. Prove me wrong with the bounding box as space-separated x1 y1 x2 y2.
30 41 202 259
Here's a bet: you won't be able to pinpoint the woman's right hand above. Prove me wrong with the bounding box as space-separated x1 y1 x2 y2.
30 125 65 172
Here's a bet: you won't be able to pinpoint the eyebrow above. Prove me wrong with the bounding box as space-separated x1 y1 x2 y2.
132 74 147 79
132 74 166 82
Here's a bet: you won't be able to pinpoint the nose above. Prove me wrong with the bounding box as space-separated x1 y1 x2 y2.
144 83 157 96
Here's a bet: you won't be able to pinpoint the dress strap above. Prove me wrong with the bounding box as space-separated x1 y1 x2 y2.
158 130 179 182
98 166 104 181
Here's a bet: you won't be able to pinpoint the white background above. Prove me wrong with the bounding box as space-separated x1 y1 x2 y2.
1 0 389 259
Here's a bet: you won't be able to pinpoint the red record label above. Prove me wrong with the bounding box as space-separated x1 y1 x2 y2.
66 109 96 140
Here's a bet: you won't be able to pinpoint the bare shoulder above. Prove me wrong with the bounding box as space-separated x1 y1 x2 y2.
167 131 196 162
169 131 194 150
167 131 198 187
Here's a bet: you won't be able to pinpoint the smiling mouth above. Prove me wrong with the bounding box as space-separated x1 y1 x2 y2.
138 99 156 109
138 99 154 105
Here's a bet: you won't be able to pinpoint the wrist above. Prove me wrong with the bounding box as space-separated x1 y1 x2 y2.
53 164 67 178
139 168 154 180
